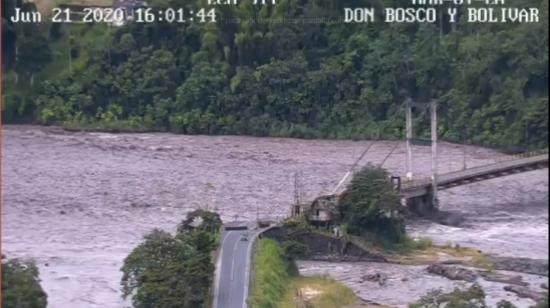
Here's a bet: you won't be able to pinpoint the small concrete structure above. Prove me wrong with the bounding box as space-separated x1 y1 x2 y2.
291 203 309 217
291 195 341 227
308 195 340 226
404 187 437 215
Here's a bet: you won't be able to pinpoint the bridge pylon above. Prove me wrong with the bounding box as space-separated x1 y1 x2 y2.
430 99 439 209
406 186 438 215
402 98 440 212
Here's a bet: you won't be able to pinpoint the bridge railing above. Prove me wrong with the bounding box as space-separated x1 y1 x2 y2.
462 148 548 170
400 178 432 190
509 148 548 159
400 149 548 191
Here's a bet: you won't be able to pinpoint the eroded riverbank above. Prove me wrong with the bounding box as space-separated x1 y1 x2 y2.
2 125 548 307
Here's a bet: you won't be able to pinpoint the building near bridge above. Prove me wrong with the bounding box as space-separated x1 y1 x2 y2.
291 195 340 227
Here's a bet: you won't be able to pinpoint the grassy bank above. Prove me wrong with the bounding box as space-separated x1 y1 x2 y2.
278 276 358 308
250 239 358 308
250 239 292 308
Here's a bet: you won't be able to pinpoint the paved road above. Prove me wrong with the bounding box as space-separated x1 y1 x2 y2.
213 227 255 308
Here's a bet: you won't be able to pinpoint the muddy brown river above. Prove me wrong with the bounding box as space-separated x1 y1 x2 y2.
2 125 548 307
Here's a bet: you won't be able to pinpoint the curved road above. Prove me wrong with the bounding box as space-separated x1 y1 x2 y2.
213 227 256 308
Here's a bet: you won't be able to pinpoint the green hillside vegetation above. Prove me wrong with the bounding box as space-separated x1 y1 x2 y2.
2 0 113 122
2 0 548 150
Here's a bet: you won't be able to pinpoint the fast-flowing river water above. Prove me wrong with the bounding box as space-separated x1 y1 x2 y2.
2 125 548 307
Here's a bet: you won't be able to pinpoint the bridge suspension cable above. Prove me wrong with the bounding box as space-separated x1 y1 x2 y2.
331 142 375 195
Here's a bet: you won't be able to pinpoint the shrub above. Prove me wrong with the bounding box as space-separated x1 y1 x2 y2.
498 300 518 308
338 165 405 243
1 257 48 308
410 284 486 308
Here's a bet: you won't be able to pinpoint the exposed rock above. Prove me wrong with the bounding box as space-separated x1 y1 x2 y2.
478 271 528 286
427 264 477 282
361 272 388 286
439 260 464 265
503 285 546 301
437 211 466 227
491 256 548 276
541 283 548 290
130 202 152 208
409 209 466 227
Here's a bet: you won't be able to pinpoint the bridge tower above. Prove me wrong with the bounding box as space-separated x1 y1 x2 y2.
405 98 414 180
404 99 439 214
430 100 439 208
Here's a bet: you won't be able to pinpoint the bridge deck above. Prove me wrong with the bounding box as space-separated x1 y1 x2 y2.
400 153 548 198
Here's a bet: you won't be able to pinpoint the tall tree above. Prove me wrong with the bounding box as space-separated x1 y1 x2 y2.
1 258 48 308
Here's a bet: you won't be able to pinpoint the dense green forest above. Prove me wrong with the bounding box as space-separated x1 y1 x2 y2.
2 0 548 150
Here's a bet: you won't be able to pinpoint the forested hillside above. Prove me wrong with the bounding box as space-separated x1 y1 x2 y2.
2 0 548 150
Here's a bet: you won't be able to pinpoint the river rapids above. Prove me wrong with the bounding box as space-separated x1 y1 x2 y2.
2 125 548 307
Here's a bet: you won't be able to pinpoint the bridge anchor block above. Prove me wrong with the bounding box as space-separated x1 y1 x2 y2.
406 186 438 215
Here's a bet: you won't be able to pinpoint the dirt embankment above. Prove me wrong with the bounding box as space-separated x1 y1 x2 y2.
261 226 387 263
